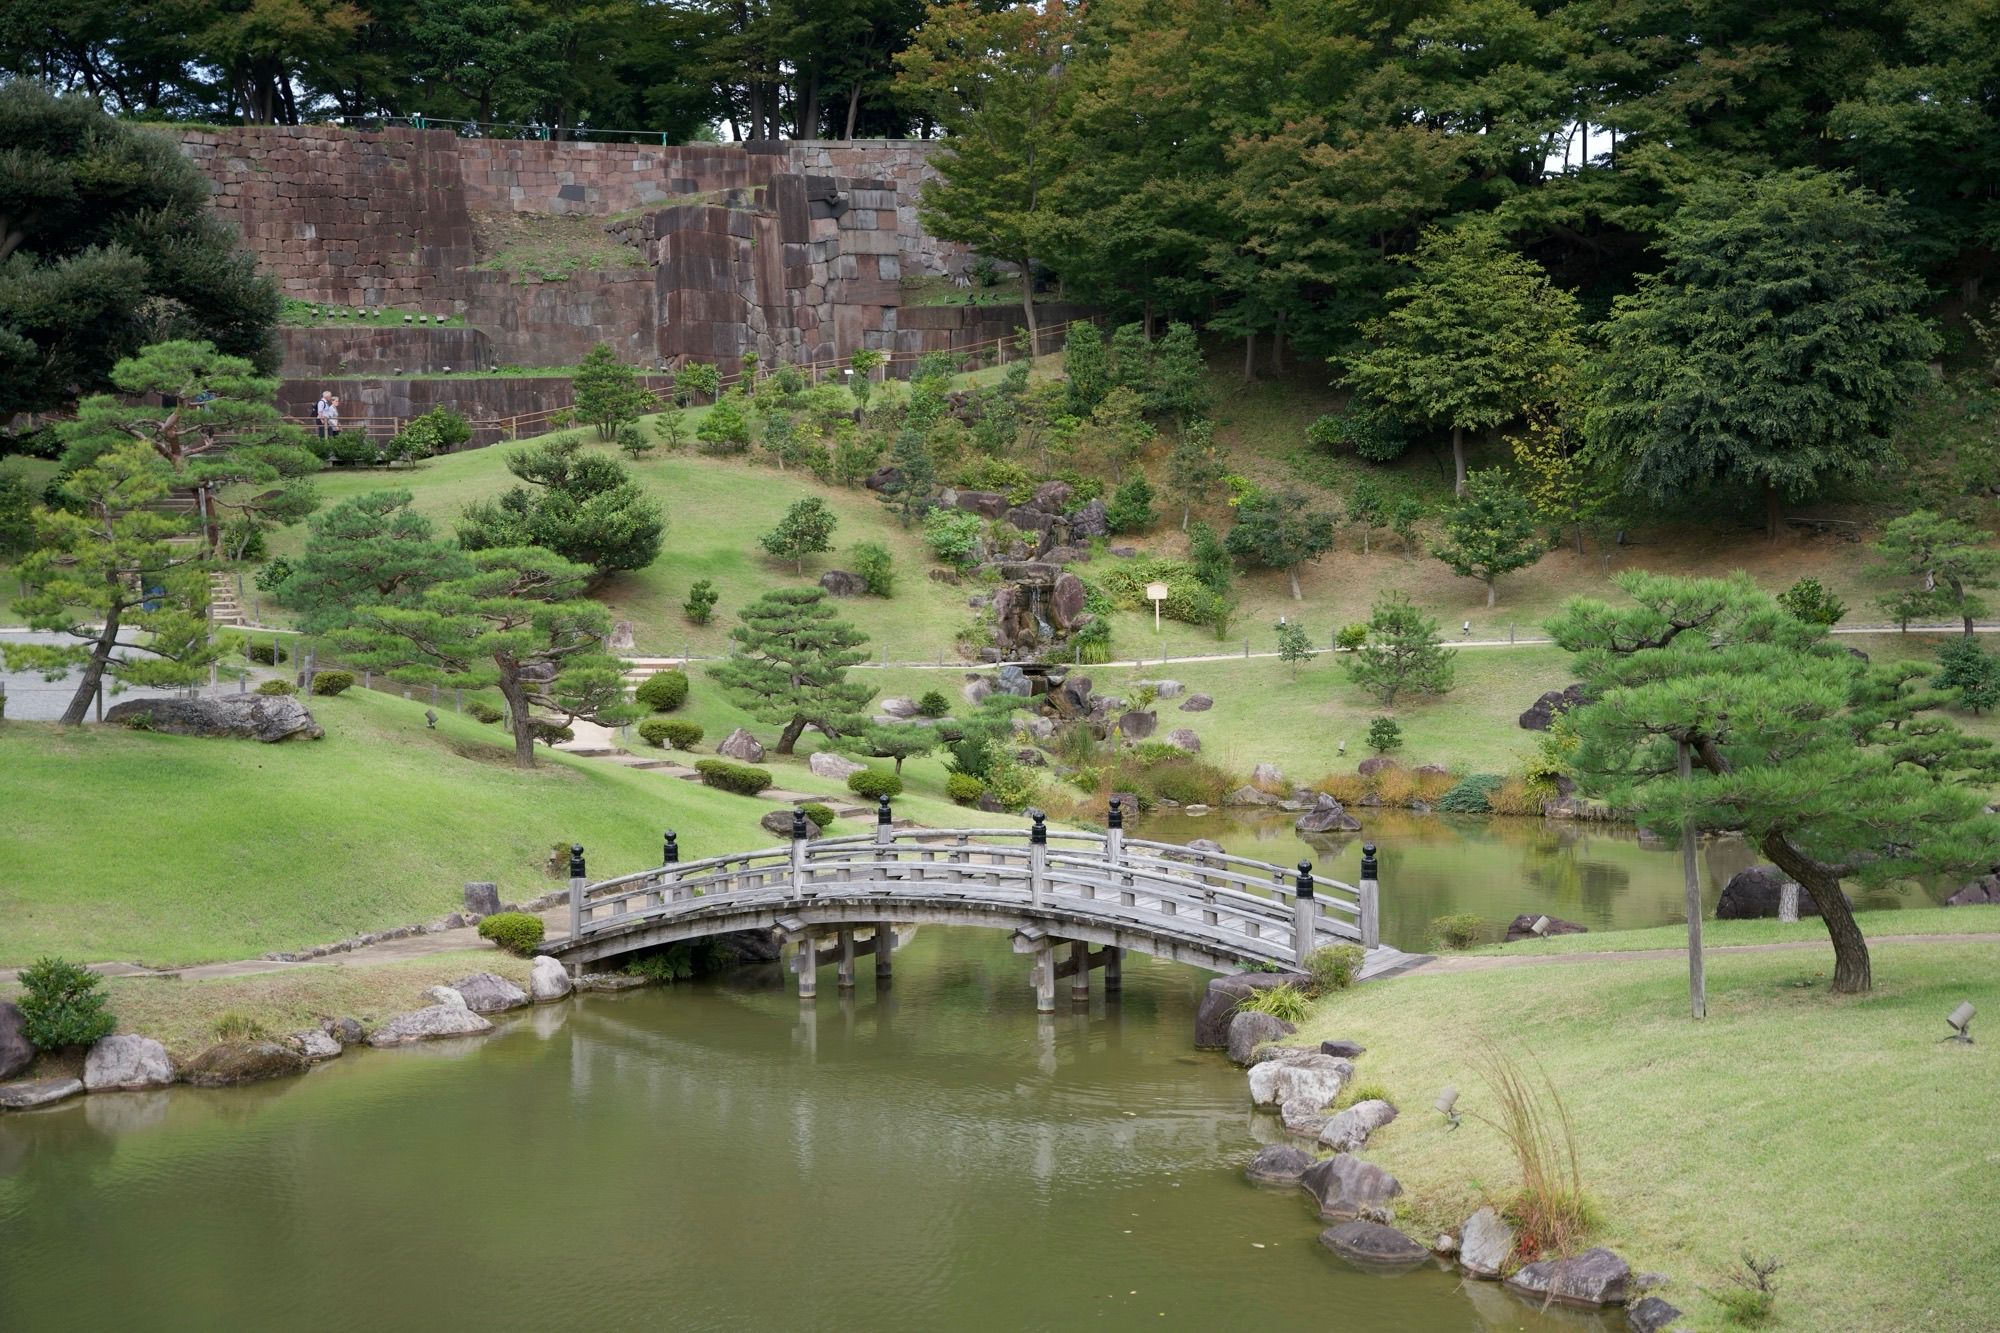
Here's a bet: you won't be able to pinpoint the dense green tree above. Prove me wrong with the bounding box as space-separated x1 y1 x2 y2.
571 343 655 440
1188 520 1231 596
1147 322 1212 426
710 587 874 754
456 434 663 578
0 463 35 558
1061 321 1108 418
881 426 936 526
1345 476 1385 555
0 87 278 417
333 545 636 768
1346 593 1456 706
683 577 719 625
1225 488 1337 601
1109 322 1152 398
760 496 838 574
1 443 220 725
1548 572 2000 994
1935 638 2000 715
1166 421 1225 532
278 490 469 633
1432 471 1547 607
1342 226 1580 496
1872 510 2000 635
1586 171 1937 537
1776 578 1847 629
1104 474 1156 535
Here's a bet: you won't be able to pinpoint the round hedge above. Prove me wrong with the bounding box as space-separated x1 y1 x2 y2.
634 670 690 712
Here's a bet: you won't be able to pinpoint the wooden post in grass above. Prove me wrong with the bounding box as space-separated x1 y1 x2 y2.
1679 739 1706 1019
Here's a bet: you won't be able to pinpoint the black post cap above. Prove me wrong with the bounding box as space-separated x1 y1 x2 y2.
569 843 586 878
1107 796 1123 830
1030 810 1047 845
877 793 893 824
1295 860 1315 898
791 806 809 840
1360 842 1378 878
663 831 678 864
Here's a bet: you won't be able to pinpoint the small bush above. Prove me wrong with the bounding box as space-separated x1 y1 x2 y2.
255 558 292 593
1303 944 1364 996
466 699 504 724
311 670 355 697
1431 913 1484 950
695 758 774 795
15 957 116 1050
245 641 279 665
946 772 986 805
1707 1253 1783 1327
1366 716 1402 754
850 541 895 596
1375 767 1419 806
478 912 545 957
527 718 575 746
213 1011 270 1041
847 768 904 799
800 802 836 831
1438 773 1504 813
683 578 719 625
634 669 690 712
256 679 297 697
1336 622 1368 651
637 717 703 749
916 689 951 718
1486 775 1545 816
1238 983 1313 1024
1412 767 1456 803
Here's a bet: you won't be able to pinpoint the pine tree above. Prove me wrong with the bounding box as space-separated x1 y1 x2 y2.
1346 593 1456 705
278 490 468 633
456 434 664 579
1432 471 1547 607
1110 321 1152 398
1149 322 1213 426
571 343 656 439
863 721 938 774
1062 321 1109 417
760 496 838 574
882 427 937 526
1872 509 2000 635
710 587 875 754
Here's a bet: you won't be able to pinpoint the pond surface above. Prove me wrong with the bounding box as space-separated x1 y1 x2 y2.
1136 809 1944 949
1 928 1601 1332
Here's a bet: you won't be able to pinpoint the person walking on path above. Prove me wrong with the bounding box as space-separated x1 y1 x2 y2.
315 391 336 440
325 394 342 438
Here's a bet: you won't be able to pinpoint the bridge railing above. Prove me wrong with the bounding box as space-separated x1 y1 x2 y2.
560 797 1382 965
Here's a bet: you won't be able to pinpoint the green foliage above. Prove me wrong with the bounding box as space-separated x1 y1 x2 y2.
831 427 883 488
1431 913 1484 951
221 516 267 561
1336 623 1369 652
637 717 703 749
456 434 665 577
693 758 774 795
1307 403 1411 464
466 699 505 724
1432 470 1547 606
956 455 1037 503
1389 497 1425 554
1148 323 1213 424
310 670 355 697
1098 558 1228 629
1113 752 1234 808
15 957 115 1049
683 578 719 625
1274 618 1315 675
256 679 298 697
1166 421 1226 530
1303 944 1364 996
1238 983 1312 1024
278 490 463 633
1777 577 1847 628
572 344 656 439
0 463 37 558
846 768 904 799
388 407 471 463
634 670 690 712
709 587 874 754
864 722 937 774
1225 488 1337 599
615 421 653 459
1346 593 1457 705
212 1011 270 1042
759 495 838 573
1366 716 1403 754
1104 474 1157 534
1062 321 1109 417
921 507 986 567
1438 773 1504 813
527 718 575 746
477 912 545 957
1873 509 2000 630
883 427 938 526
254 558 293 593
800 803 836 831
946 772 986 805
652 412 689 453
695 389 754 454
848 541 895 597
1935 638 2000 714
1706 1254 1783 1327
916 690 951 718
675 363 720 405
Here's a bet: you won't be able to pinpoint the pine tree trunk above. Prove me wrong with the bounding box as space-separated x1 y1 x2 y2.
1761 830 1872 994
777 714 808 754
1451 425 1467 495
497 665 537 769
60 604 123 725
1181 501 1190 533
844 84 862 139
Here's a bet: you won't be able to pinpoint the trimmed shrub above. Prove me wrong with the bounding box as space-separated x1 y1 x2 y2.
1431 913 1484 950
1336 622 1368 651
466 699 504 724
477 912 545 957
527 718 575 746
850 541 895 596
846 768 903 800
1438 773 1504 813
637 717 703 750
254 558 292 593
695 758 774 795
916 690 951 718
245 641 279 665
311 670 355 697
946 772 986 805
15 957 116 1050
256 679 297 697
1366 716 1402 754
1304 944 1364 996
634 669 690 712
800 802 836 831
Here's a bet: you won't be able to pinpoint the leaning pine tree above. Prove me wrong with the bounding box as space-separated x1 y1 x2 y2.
1548 572 2000 994
710 587 875 754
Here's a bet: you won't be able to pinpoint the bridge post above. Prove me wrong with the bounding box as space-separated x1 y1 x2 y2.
875 925 895 983
1359 842 1381 950
1292 861 1317 967
1106 797 1124 867
1034 940 1056 1013
1104 947 1122 992
1069 940 1089 1002
874 794 893 846
1028 810 1048 908
568 844 586 940
796 933 818 1000
658 830 677 907
790 807 809 896
837 928 856 989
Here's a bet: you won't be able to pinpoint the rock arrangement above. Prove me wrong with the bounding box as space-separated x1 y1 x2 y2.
103 695 324 743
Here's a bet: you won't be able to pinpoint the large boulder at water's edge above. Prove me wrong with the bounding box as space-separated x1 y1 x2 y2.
1295 793 1362 834
1301 1155 1404 1221
1244 1143 1316 1185
1248 1053 1351 1110
1226 1009 1296 1065
1503 913 1589 942
1627 1296 1685 1332
289 1029 343 1061
103 694 323 742
530 956 573 1002
450 972 531 1014
182 1040 309 1087
1716 865 1846 919
0 1002 31 1081
1224 785 1279 808
1194 973 1303 1048
1505 1248 1631 1307
717 727 766 763
83 1034 174 1090
1457 1207 1517 1278
1318 1099 1397 1152
1320 1221 1429 1268
367 1005 494 1046
1519 683 1590 731
0 1077 84 1110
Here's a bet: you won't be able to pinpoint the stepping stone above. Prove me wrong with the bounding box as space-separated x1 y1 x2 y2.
0 1078 84 1110
1319 1221 1430 1268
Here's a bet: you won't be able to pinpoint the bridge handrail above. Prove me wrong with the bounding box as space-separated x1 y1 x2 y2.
1121 836 1362 897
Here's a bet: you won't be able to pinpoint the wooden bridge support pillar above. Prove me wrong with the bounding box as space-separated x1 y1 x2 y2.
1034 940 1056 1013
875 925 895 983
1104 946 1122 992
1069 940 1090 1002
836 928 856 989
792 929 818 1001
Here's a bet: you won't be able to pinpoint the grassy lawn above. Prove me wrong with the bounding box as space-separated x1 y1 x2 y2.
0 686 1000 968
1293 939 2000 1330
1466 906 2000 956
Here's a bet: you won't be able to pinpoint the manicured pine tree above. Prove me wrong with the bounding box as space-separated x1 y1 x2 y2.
572 343 656 439
862 721 938 774
1872 509 2000 635
456 434 664 579
1345 593 1456 705
710 587 875 754
278 490 469 633
1061 321 1109 417
1148 322 1213 426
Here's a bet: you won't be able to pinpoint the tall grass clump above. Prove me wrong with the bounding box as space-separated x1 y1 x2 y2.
1238 983 1313 1024
1472 1039 1593 1260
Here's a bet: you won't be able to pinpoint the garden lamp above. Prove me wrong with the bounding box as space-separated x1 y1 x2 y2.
1531 915 1552 937
1435 1085 1460 1130
1946 1001 1975 1045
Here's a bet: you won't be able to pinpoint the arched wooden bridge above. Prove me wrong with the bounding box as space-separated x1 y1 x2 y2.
540 800 1418 1008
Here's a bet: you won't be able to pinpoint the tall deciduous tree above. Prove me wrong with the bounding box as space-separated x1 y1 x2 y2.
1586 170 1937 537
1872 510 2000 636
1342 226 1579 495
1548 572 2000 995
710 587 875 754
1346 593 1456 705
333 546 636 768
1 443 219 725
1432 470 1547 607
457 434 664 578
1166 420 1224 532
760 496 838 574
1225 487 1337 600
0 86 279 417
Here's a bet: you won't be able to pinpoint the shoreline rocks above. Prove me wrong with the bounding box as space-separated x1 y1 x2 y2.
530 956 574 1002
0 1078 84 1110
83 1035 174 1091
1244 1143 1315 1186
367 1004 494 1046
1226 1009 1296 1065
1295 793 1362 835
450 972 531 1014
1457 1207 1516 1278
1319 1220 1429 1268
183 1040 310 1087
1194 972 1305 1048
1317 1099 1396 1153
1300 1154 1403 1222
1505 1247 1631 1307
0 1002 30 1081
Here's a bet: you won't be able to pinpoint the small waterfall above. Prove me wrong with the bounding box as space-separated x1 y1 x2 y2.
1028 584 1054 645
